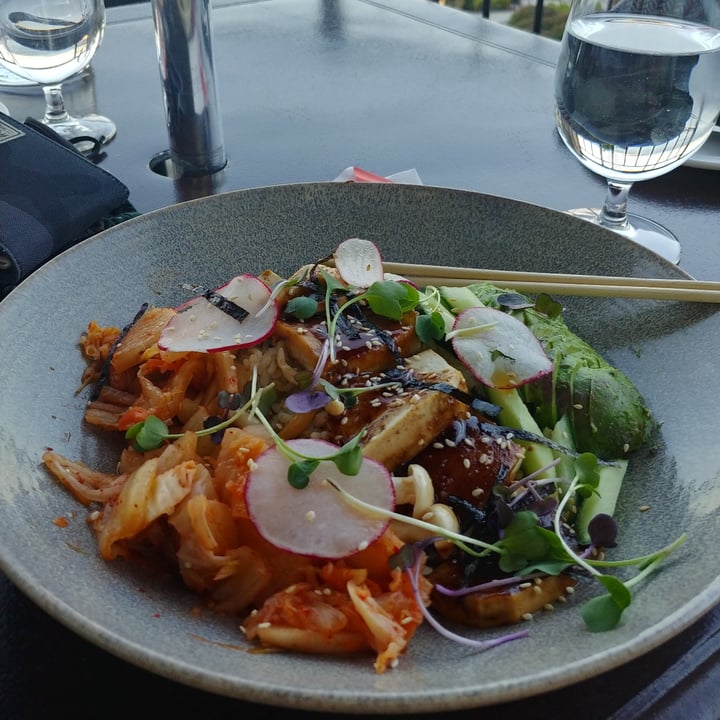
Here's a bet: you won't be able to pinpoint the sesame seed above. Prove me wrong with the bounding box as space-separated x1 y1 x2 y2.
401 616 414 625
522 612 534 621
639 504 650 512
322 587 332 595
463 437 475 447
471 487 484 497
565 586 575 595
305 510 316 523
257 622 272 629
532 585 542 595
433 442 444 449
357 540 369 551
445 438 456 448
573 403 583 410
463 458 471 469
544 603 555 611
519 582 532 589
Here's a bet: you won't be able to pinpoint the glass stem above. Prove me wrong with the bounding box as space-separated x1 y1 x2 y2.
42 84 70 124
598 180 632 231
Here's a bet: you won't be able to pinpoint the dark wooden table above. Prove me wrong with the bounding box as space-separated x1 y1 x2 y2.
2 1 719 717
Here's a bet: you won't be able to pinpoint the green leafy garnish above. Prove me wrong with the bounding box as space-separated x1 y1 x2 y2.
322 273 420 360
415 310 446 344
285 295 318 319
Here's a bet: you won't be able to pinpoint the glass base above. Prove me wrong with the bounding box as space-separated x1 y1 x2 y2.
567 207 681 265
43 113 117 152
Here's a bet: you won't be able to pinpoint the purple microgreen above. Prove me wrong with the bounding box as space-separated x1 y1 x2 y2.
496 292 534 311
493 496 515 530
284 338 332 413
284 329 402 413
399 540 529 651
434 573 542 598
588 513 618 549
284 388 332 413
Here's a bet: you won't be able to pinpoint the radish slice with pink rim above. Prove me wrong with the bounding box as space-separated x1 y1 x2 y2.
333 238 384 288
158 274 278 353
245 438 394 559
449 306 552 389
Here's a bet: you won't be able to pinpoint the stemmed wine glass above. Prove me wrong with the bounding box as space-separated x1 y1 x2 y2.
0 0 115 148
553 0 720 263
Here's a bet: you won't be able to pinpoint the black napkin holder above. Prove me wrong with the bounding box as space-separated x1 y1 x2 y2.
0 111 131 292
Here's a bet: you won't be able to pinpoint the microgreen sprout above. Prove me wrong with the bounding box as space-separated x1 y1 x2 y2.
125 390 256 451
444 319 498 342
321 272 419 361
250 406 365 489
125 364 366 490
391 539 529 652
326 452 686 635
285 272 421 411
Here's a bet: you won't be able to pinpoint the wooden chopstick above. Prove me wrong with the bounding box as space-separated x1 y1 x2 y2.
382 261 720 303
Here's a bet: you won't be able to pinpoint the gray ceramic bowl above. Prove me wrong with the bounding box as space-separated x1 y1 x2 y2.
0 182 717 713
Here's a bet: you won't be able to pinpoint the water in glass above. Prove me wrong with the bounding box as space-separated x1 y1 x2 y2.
553 0 720 263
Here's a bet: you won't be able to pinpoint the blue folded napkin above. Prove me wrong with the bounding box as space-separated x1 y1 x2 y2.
0 112 134 296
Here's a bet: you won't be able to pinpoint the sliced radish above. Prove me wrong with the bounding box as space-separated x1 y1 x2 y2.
158 274 278 353
449 306 552 389
245 438 394 559
383 271 420 290
333 238 384 288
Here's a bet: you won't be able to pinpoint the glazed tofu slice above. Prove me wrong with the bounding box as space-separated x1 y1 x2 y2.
324 349 468 471
273 311 423 378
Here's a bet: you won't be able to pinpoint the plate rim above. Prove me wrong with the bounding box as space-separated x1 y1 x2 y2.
0 181 714 712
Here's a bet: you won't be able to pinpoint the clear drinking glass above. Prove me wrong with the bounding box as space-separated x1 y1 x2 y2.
0 0 115 147
553 0 720 263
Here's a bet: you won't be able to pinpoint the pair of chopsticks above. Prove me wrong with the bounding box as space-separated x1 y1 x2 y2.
383 262 720 304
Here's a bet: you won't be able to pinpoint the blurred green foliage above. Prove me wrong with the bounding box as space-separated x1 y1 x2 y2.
441 1 570 40
508 4 570 39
